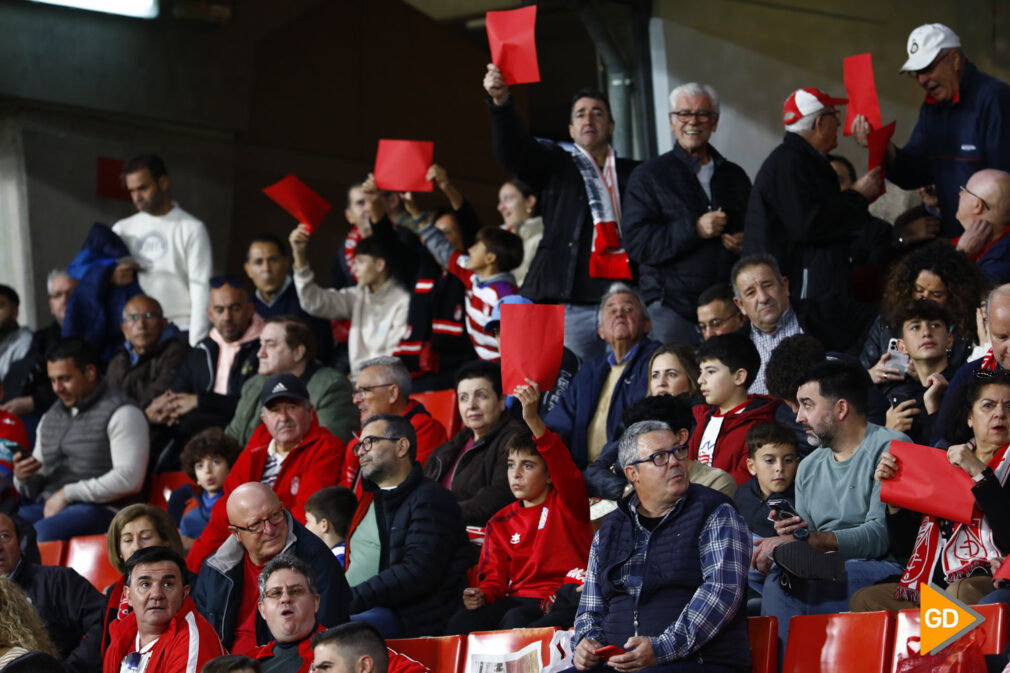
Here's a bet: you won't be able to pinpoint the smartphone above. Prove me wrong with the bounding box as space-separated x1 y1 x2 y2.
767 497 799 520
889 391 916 409
887 338 909 376
594 646 626 660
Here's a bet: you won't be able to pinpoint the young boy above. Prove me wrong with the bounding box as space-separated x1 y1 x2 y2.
734 421 800 539
420 223 524 361
690 333 781 485
304 485 358 567
172 428 242 539
444 379 593 634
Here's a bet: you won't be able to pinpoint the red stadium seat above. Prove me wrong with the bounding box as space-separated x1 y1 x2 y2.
38 539 66 566
784 610 894 673
411 390 460 438
66 534 119 591
892 602 1008 671
464 628 559 673
387 636 465 673
149 471 195 510
749 615 778 673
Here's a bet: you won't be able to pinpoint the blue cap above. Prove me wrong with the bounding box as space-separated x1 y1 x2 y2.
487 294 534 332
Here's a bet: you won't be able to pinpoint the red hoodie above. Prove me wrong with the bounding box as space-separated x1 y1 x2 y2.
103 597 223 673
688 395 782 485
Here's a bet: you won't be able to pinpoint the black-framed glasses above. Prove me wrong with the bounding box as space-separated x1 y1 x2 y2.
263 585 311 601
210 276 245 289
352 383 395 398
357 435 402 453
670 109 714 122
628 443 690 467
960 185 990 211
230 508 285 534
696 313 742 335
123 312 162 322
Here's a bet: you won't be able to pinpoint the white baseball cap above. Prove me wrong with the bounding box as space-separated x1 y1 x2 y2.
900 23 961 73
782 88 848 126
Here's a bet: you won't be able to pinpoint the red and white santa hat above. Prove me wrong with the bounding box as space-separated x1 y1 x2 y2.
782 87 848 125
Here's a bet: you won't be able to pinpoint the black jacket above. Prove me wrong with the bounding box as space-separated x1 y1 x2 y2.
11 558 105 673
169 334 261 430
348 464 470 636
623 144 751 319
489 98 638 305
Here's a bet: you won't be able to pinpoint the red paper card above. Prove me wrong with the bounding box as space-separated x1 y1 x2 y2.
262 174 331 234
880 440 976 525
486 5 540 86
96 157 131 201
996 557 1010 581
843 53 883 136
868 121 896 172
373 140 434 193
500 303 564 394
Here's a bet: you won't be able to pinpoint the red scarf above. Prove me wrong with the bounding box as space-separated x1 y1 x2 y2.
571 145 632 280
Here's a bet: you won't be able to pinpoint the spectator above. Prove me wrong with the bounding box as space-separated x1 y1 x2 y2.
954 169 1010 283
690 334 781 485
226 315 355 446
103 546 223 673
244 235 334 364
497 178 542 286
304 486 357 565
191 483 350 653
483 64 639 364
111 154 212 344
0 513 105 673
764 334 827 451
0 286 32 387
310 623 387 673
423 361 525 526
170 428 242 540
106 295 190 408
249 556 323 673
331 182 371 290
853 23 1010 238
545 283 659 468
188 373 344 572
14 338 148 540
734 421 799 540
445 381 592 634
345 414 470 637
752 361 907 654
648 341 700 400
569 420 751 673
0 574 64 672
744 87 882 306
851 368 1010 612
623 82 751 345
695 284 748 342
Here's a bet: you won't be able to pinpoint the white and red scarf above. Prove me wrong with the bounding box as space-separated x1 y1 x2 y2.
571 145 632 280
895 444 1010 601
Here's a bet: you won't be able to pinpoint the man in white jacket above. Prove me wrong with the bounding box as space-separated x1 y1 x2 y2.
112 154 212 345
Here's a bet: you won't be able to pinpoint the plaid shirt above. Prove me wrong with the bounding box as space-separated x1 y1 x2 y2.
749 306 803 394
573 495 750 664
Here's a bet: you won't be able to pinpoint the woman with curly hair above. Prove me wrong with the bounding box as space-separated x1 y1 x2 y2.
0 575 62 672
860 240 983 384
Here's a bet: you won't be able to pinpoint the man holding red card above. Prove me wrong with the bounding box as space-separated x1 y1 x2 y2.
483 64 638 364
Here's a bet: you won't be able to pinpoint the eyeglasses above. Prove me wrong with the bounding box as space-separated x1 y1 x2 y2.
230 508 285 534
210 276 245 289
627 443 690 467
818 109 840 120
960 185 990 211
352 383 394 398
123 312 162 322
670 109 714 122
357 435 402 453
907 49 952 78
262 585 311 601
696 313 742 335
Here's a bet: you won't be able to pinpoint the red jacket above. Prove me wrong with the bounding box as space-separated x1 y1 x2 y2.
186 412 345 572
476 431 593 603
341 400 448 486
103 596 223 673
688 395 781 485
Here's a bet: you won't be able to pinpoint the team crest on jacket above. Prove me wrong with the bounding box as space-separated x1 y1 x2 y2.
510 532 520 545
290 476 300 495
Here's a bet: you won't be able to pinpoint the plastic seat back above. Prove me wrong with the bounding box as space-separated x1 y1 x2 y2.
784 610 894 673
749 615 778 673
411 390 460 438
66 534 119 591
387 636 465 673
148 471 195 510
38 540 67 566
893 602 1008 671
465 628 559 673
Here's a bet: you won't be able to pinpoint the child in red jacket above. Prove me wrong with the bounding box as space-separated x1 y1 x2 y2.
444 378 593 634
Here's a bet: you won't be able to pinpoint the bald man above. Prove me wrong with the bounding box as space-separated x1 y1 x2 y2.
191 483 350 655
955 169 1010 283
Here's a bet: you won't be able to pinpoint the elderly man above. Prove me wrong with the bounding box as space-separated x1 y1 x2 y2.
105 295 190 408
696 284 748 341
953 169 1010 282
226 315 355 446
345 414 469 637
744 87 881 306
854 24 1010 237
570 420 750 673
546 283 659 469
13 338 148 540
0 513 105 673
623 83 751 345
483 65 639 364
192 482 350 654
188 373 344 571
251 555 323 673
104 546 223 673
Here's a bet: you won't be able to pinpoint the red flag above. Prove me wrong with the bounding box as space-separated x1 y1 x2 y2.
262 174 331 234
373 140 434 193
880 440 976 525
486 5 541 85
500 303 565 394
843 53 883 136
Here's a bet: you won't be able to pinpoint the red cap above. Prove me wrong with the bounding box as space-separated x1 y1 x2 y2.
783 87 849 125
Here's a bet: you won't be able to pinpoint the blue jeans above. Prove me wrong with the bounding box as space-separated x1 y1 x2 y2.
647 301 701 347
978 588 1010 606
18 501 117 542
564 303 606 365
350 607 403 638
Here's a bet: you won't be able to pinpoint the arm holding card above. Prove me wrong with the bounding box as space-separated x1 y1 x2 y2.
289 224 357 321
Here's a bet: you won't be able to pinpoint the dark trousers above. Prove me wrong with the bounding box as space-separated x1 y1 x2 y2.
445 596 543 635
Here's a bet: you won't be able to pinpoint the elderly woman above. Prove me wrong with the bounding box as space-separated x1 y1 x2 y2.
0 575 63 672
423 361 525 526
850 369 1010 611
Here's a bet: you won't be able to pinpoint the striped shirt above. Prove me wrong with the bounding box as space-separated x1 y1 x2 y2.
749 305 803 394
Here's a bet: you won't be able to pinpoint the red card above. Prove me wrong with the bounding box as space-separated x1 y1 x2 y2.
868 121 896 172
262 174 331 234
373 140 434 193
996 556 1010 582
500 303 565 394
843 53 882 136
880 440 976 525
486 5 540 85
